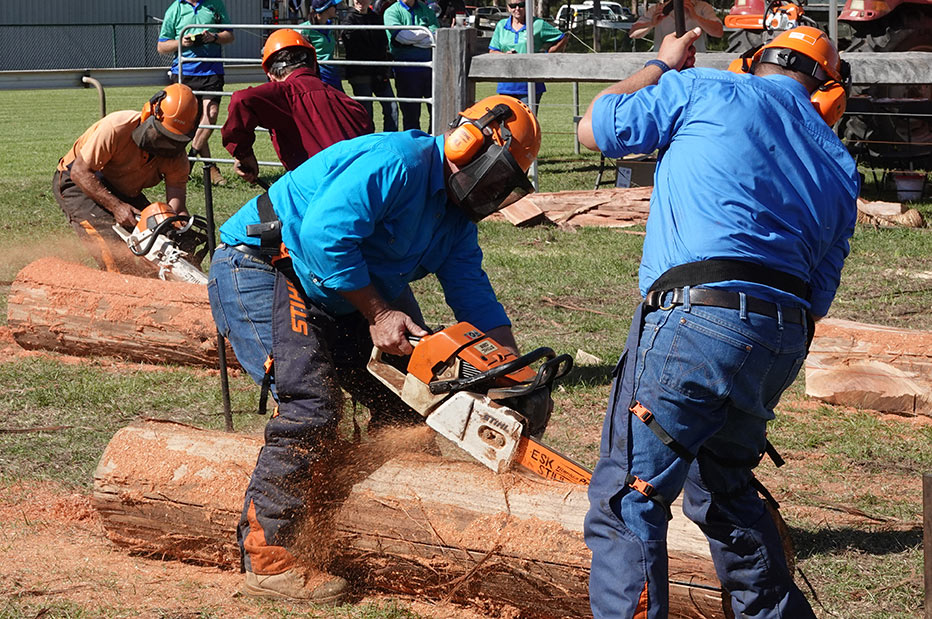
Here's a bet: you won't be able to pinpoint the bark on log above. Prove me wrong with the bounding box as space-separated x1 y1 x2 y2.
805 318 932 416
6 257 235 368
93 419 728 618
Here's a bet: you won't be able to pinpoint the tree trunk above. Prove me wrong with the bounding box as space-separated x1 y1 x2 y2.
93 419 729 618
805 318 932 416
6 257 235 368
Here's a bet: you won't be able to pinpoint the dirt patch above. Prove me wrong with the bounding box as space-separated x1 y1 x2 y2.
0 481 512 618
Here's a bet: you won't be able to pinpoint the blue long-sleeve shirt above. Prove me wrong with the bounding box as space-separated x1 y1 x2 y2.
591 69 859 317
219 131 509 332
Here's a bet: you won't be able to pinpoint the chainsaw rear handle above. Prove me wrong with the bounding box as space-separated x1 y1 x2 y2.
428 347 572 395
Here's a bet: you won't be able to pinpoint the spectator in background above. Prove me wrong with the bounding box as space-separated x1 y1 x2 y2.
342 0 399 131
157 0 234 186
300 0 345 92
383 0 438 131
489 1 567 105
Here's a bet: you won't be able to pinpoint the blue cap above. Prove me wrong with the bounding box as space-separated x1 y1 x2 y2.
312 0 339 12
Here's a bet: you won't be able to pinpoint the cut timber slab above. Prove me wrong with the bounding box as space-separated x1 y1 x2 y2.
501 187 652 228
6 257 236 368
805 318 932 415
93 419 728 618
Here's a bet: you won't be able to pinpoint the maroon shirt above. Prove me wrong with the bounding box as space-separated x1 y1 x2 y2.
222 68 374 171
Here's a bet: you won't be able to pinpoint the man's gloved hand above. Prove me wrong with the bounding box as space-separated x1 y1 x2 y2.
370 309 429 356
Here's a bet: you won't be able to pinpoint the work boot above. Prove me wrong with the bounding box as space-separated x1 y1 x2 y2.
208 163 226 186
243 567 349 605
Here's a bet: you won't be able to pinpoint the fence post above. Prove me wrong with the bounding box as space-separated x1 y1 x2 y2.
925 473 932 619
432 28 477 136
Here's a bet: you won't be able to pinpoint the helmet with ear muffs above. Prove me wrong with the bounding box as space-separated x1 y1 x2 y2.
140 83 199 137
444 95 543 221
727 26 850 126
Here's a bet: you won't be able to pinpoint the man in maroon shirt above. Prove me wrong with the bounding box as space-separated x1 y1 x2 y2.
221 29 374 182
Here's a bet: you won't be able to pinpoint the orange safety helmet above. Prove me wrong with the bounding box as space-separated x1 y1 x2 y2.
445 95 541 172
728 26 850 125
140 83 199 137
262 28 317 73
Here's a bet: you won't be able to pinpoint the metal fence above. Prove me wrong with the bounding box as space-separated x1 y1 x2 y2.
0 23 170 71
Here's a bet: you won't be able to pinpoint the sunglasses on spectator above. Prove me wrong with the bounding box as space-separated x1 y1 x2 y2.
508 3 524 8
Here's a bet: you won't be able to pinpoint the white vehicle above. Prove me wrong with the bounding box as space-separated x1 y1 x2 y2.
467 5 509 28
556 3 618 28
582 0 636 21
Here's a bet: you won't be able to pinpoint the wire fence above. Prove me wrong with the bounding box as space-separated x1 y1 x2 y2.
0 23 170 71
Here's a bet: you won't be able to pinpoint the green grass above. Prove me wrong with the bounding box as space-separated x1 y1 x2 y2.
0 83 931 618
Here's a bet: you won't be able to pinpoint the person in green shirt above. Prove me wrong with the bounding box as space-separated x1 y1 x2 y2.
489 2 567 105
383 0 438 131
299 0 345 92
157 0 235 185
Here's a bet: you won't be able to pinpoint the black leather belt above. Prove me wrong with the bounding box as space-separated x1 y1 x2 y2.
223 243 273 263
644 288 805 324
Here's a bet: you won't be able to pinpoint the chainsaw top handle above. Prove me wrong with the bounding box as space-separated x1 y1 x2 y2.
428 347 574 396
129 214 208 256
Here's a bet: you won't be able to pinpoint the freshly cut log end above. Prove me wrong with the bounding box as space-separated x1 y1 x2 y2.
92 419 732 617
805 318 932 416
7 257 237 368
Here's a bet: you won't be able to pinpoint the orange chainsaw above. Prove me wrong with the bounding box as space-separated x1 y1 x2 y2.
367 322 592 485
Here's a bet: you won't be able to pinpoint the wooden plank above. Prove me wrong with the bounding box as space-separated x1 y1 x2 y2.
467 51 932 85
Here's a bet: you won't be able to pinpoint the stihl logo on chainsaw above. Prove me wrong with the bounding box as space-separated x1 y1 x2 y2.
286 281 308 336
477 410 512 433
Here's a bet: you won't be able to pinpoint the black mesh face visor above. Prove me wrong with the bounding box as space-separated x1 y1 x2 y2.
132 116 191 158
448 142 535 221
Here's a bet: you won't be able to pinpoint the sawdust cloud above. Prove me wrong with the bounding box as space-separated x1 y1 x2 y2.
0 233 94 281
290 423 438 569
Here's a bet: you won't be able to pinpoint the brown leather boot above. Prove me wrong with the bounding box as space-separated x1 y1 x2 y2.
208 164 226 186
244 567 349 605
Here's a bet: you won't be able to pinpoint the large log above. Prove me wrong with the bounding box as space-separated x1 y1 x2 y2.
6 257 234 368
93 419 727 618
805 318 932 416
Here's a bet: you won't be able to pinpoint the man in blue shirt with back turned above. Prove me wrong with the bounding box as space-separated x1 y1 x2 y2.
577 26 858 619
208 95 542 604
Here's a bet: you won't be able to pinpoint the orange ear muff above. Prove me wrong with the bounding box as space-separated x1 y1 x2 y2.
445 122 487 166
811 80 846 126
141 90 168 123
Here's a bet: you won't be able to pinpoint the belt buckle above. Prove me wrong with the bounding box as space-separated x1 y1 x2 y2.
646 289 676 311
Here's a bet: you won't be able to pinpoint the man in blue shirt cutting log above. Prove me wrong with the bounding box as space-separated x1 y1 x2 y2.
577 26 859 619
208 95 541 603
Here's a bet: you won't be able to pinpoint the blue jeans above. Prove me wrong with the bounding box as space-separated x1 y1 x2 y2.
349 73 399 132
207 245 277 390
585 288 815 619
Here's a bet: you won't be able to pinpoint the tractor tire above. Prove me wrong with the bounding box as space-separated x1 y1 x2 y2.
839 4 932 170
725 28 765 53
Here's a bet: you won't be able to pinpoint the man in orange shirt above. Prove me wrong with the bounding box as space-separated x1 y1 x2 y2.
53 84 199 276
